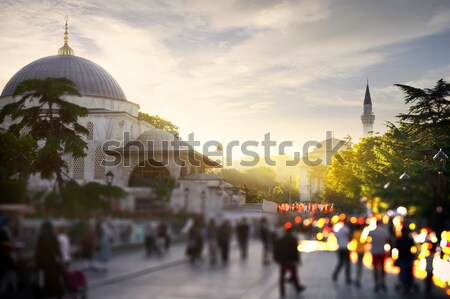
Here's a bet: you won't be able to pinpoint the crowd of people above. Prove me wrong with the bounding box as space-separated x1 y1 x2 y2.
182 216 306 298
0 216 114 298
1 213 444 298
331 216 437 295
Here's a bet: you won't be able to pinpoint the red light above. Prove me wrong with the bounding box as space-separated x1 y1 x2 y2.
284 222 293 229
294 216 301 224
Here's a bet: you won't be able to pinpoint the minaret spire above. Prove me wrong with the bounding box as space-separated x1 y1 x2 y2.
361 81 375 137
57 16 75 56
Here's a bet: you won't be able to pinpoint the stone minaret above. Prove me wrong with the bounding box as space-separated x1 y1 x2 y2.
361 81 375 137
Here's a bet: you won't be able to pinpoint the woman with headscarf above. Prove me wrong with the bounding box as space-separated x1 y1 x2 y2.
34 221 65 299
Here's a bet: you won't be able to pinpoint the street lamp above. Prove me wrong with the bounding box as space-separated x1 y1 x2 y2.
184 187 190 212
433 149 448 175
399 172 411 180
105 171 114 210
399 172 411 191
201 190 206 216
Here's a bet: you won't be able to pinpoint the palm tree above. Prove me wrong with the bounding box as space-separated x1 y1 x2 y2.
0 78 88 200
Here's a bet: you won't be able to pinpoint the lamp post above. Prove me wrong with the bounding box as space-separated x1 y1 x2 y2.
201 190 206 216
105 171 114 211
433 149 448 214
433 149 448 249
184 187 190 212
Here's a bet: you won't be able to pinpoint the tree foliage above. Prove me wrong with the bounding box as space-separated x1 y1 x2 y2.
39 181 126 217
0 78 88 200
324 79 450 222
138 112 179 135
221 166 298 203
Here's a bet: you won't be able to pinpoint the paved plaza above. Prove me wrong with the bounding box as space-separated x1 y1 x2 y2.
82 240 448 299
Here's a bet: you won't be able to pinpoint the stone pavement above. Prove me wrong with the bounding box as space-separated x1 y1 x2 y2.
71 242 188 289
82 239 449 299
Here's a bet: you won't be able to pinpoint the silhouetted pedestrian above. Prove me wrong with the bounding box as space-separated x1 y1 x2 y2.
145 220 159 256
368 219 390 292
260 217 272 265
274 226 305 298
217 219 232 264
34 221 65 299
186 222 202 264
425 241 436 295
332 220 351 284
0 217 18 296
206 219 218 265
236 217 250 260
396 226 415 294
80 219 97 271
352 223 365 288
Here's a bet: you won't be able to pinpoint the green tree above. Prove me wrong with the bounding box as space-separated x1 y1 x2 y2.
324 79 450 220
0 78 88 200
41 181 126 217
138 112 179 135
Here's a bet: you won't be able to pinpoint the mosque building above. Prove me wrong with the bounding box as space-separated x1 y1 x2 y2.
0 19 224 213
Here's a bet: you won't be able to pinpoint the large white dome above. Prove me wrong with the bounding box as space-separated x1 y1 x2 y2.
1 55 127 101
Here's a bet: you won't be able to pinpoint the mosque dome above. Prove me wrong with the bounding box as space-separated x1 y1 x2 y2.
0 18 126 101
136 129 179 151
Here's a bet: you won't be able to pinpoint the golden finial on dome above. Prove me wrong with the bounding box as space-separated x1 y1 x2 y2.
57 15 75 56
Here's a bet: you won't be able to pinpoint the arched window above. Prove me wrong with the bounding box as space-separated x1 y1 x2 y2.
94 146 106 179
87 121 94 140
73 157 85 180
19 126 31 136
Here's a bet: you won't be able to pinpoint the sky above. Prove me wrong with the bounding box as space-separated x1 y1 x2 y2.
1 0 450 159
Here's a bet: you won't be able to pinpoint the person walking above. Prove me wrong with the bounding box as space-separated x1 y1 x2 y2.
274 226 305 298
396 226 415 294
34 221 65 299
57 225 71 269
260 217 272 265
186 221 202 264
352 223 366 288
156 221 168 255
94 219 113 272
217 219 232 264
206 219 218 265
0 217 18 296
80 219 97 271
236 217 250 260
424 241 436 295
368 218 390 292
332 220 351 284
144 220 159 256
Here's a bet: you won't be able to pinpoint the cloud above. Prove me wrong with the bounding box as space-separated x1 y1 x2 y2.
1 0 450 152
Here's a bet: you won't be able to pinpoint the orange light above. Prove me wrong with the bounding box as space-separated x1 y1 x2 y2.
284 222 293 229
339 213 346 221
350 217 357 224
294 216 301 224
